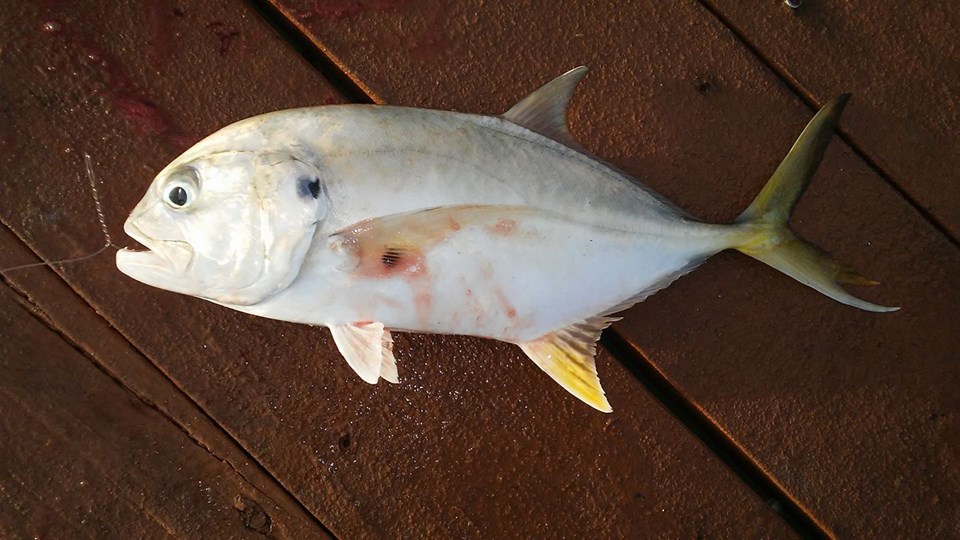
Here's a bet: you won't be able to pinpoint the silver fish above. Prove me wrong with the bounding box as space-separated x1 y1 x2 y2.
116 67 897 412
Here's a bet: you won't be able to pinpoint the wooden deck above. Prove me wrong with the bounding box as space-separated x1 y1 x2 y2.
1 1 956 537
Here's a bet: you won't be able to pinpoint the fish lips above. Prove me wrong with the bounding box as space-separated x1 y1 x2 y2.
116 221 195 289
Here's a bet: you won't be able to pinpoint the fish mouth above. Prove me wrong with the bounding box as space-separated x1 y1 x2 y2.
116 221 194 276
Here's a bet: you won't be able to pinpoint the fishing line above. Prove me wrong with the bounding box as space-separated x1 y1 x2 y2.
1 152 119 274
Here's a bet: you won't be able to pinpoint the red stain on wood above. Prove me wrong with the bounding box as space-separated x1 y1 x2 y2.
206 21 241 56
34 17 193 150
114 97 170 136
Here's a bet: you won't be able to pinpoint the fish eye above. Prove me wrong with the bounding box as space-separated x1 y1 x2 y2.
160 167 200 210
168 185 188 206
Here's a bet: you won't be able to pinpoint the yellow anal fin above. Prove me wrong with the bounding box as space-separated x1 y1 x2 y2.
518 316 619 413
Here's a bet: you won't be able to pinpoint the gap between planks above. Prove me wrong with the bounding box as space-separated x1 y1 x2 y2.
247 0 376 104
695 0 959 252
0 220 336 539
245 1 833 538
602 331 830 539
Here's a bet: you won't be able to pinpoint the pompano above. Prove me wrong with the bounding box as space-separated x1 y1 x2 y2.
116 67 897 412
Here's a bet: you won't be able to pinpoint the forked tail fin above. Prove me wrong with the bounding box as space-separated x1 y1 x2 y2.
733 95 898 313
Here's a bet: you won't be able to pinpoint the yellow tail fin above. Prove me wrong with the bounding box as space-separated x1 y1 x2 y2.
734 95 898 313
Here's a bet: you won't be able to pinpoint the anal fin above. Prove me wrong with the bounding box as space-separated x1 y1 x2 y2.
329 322 399 384
517 316 619 413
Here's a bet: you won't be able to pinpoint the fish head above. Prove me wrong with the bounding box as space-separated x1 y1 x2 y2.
117 149 328 306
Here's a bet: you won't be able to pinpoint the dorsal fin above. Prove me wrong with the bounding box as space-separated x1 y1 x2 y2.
502 66 588 151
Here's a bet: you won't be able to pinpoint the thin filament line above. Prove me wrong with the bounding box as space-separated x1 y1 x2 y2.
1 152 116 274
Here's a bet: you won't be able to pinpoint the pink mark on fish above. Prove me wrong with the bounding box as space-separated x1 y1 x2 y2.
493 287 518 320
458 276 485 325
351 245 426 279
487 219 516 236
412 283 434 326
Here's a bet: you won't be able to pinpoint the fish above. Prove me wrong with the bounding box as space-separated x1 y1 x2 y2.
116 67 897 412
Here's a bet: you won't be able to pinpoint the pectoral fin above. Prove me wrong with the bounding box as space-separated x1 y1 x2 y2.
517 316 619 413
379 331 399 384
329 322 399 384
328 205 531 276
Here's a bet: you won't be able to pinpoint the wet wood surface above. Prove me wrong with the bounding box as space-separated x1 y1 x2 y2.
267 0 959 537
1 0 957 538
703 0 960 239
0 277 325 539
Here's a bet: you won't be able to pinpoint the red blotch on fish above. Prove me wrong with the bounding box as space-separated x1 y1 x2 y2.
488 219 516 236
493 287 517 320
355 246 427 279
413 288 433 324
459 277 484 322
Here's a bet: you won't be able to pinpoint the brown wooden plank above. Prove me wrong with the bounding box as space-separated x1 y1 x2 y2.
703 0 960 240
0 283 319 539
0 0 793 537
0 225 331 538
266 0 960 537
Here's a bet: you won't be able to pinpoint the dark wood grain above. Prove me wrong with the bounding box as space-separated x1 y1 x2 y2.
267 0 960 536
0 225 332 539
0 281 325 539
704 0 960 240
0 0 792 537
